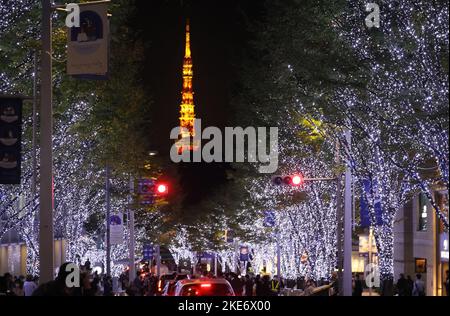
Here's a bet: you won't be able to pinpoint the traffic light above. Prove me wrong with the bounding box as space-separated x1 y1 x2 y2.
272 174 304 186
156 183 168 195
138 178 168 205
0 97 22 184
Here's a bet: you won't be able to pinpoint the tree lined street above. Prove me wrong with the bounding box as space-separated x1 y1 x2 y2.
0 0 448 300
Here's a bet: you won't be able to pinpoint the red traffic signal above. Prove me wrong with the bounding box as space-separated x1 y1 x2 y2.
272 174 304 186
292 174 304 186
156 183 168 195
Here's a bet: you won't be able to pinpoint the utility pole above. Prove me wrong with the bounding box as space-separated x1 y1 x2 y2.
32 52 38 235
105 166 111 276
214 253 218 277
368 227 373 296
39 0 54 284
234 240 239 274
343 128 353 296
335 140 344 295
128 176 135 284
156 245 161 278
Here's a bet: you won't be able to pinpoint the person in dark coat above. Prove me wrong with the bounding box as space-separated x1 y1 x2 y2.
353 274 363 296
261 275 272 296
396 274 407 296
0 273 14 296
230 273 243 296
33 262 77 296
405 275 414 296
245 275 254 296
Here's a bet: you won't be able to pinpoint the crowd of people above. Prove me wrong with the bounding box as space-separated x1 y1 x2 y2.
351 271 450 296
0 261 113 296
1 262 448 296
0 273 39 296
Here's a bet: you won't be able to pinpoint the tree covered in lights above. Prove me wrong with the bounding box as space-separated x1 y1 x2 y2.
0 0 164 276
234 0 448 293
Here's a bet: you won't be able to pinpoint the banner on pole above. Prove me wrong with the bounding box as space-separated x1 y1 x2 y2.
239 246 251 262
109 214 123 245
0 97 22 184
263 210 276 227
67 2 109 77
143 244 154 261
360 179 383 227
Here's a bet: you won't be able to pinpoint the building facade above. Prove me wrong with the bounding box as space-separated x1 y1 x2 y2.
394 188 449 296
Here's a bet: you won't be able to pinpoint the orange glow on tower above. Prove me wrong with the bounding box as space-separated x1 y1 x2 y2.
176 20 197 152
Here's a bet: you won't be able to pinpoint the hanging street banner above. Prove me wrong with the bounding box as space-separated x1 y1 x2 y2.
360 179 383 227
67 1 110 77
263 210 276 227
0 97 22 184
239 246 251 262
143 244 154 261
109 214 124 245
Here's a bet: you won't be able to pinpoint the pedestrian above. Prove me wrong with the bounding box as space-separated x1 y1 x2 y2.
270 275 281 295
396 274 407 296
103 275 113 296
230 273 243 296
12 278 24 296
297 276 306 291
405 275 414 296
0 273 14 296
412 274 426 296
254 275 262 296
33 262 77 296
23 275 37 296
303 279 316 296
330 273 339 296
245 275 254 296
353 274 363 296
84 258 91 271
261 275 272 296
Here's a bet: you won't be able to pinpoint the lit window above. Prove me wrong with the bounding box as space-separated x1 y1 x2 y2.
418 193 428 231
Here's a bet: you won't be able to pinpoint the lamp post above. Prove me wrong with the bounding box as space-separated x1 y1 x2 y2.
39 0 54 284
343 128 353 296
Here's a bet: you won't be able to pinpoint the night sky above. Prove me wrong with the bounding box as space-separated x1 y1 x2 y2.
131 0 265 208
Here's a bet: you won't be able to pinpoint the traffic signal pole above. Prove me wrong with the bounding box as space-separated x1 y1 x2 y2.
105 166 111 277
39 0 54 284
343 128 353 296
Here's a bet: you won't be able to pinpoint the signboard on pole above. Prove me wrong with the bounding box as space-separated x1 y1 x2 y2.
143 244 154 261
0 97 22 184
239 246 250 262
109 214 123 245
138 178 156 205
67 2 110 77
360 179 383 227
263 211 276 227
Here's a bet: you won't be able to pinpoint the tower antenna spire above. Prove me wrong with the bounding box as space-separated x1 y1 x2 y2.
176 19 197 153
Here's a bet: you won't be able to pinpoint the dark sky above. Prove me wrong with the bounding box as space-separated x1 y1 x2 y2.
131 0 265 207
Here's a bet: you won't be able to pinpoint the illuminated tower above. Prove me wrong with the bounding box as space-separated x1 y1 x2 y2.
176 20 198 152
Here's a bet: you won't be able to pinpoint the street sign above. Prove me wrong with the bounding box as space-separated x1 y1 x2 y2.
143 244 154 261
263 211 276 227
138 178 155 205
0 97 22 184
239 246 250 262
109 214 123 245
67 2 110 77
360 179 383 227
